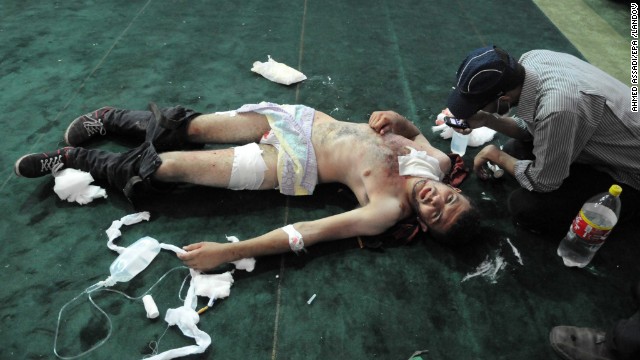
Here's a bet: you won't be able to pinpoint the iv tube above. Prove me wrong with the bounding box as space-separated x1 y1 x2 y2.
53 266 188 359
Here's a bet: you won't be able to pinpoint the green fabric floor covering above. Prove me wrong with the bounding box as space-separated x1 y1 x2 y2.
1 1 637 359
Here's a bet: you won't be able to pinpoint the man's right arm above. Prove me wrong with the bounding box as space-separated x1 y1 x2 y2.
369 110 422 139
465 111 532 140
177 201 402 272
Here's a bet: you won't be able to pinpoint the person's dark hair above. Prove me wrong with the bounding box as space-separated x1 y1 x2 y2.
429 199 481 246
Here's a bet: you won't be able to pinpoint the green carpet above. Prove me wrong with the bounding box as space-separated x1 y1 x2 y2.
1 1 637 359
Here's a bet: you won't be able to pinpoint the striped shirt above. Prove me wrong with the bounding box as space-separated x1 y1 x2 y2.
512 50 640 192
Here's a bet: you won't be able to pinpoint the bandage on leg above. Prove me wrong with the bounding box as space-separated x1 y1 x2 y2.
282 225 305 254
228 143 269 190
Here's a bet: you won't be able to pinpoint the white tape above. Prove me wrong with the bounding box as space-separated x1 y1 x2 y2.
142 294 159 319
228 143 268 190
282 225 305 254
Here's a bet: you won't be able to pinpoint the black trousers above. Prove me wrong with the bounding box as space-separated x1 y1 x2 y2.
606 281 640 360
504 140 640 238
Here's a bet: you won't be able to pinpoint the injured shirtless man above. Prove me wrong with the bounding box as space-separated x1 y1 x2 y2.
15 102 478 271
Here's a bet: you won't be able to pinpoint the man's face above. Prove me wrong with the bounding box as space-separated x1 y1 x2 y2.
480 96 510 116
412 180 471 233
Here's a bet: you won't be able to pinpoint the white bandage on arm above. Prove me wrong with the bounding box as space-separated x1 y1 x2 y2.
228 143 269 190
282 225 305 254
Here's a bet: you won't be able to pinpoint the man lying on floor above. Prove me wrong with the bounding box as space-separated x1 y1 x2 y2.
15 102 478 271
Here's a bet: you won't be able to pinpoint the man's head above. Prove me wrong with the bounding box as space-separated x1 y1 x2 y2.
447 45 525 119
410 179 478 244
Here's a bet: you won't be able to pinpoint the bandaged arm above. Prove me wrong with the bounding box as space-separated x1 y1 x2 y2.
177 201 401 272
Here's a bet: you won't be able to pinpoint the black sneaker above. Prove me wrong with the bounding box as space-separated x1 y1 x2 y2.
14 147 74 178
64 107 113 146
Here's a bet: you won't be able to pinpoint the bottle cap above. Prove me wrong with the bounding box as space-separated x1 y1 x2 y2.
609 184 622 197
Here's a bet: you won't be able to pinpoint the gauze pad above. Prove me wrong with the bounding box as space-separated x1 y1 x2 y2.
53 168 107 205
432 123 496 147
398 146 444 181
145 306 211 360
251 55 307 85
229 143 268 190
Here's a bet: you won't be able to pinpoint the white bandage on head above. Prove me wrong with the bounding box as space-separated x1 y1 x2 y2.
282 225 305 254
228 143 269 190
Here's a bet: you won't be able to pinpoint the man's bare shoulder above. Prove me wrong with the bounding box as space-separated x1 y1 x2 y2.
355 195 410 235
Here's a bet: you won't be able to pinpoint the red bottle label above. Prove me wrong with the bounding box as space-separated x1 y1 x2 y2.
571 211 612 244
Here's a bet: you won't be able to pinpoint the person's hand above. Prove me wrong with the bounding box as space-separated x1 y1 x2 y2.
369 110 402 135
177 242 229 272
473 144 501 180
456 111 496 135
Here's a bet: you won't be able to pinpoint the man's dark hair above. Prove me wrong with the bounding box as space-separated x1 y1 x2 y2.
429 199 481 246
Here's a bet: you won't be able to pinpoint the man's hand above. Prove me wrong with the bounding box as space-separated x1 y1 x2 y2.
369 110 420 139
473 144 517 180
456 111 495 135
473 144 502 180
177 242 231 272
369 110 401 135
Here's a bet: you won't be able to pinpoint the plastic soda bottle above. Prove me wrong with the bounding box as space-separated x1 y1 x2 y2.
557 184 622 268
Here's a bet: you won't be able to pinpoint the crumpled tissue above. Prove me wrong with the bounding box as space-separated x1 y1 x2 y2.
53 168 107 205
144 305 211 360
193 271 234 306
432 109 496 147
251 55 307 85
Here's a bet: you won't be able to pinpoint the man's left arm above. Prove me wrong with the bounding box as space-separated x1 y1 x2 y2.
472 144 518 179
474 112 590 191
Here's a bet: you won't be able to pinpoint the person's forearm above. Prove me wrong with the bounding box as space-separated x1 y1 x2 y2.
491 151 518 176
229 220 334 260
475 144 518 177
394 114 421 139
486 115 531 140
177 228 295 272
230 228 291 260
